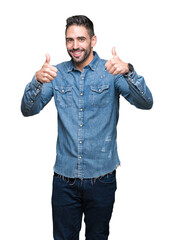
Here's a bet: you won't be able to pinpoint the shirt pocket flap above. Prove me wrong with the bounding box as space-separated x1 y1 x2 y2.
91 84 109 93
55 86 73 94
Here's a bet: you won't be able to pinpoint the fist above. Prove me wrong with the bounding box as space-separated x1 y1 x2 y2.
35 54 58 83
105 47 129 76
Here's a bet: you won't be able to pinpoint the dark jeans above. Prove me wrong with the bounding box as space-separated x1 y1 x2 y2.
52 170 117 240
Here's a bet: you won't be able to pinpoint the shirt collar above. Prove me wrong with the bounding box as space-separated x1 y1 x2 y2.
67 51 99 73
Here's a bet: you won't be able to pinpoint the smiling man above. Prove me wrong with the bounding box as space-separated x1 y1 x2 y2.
66 24 96 70
21 15 153 240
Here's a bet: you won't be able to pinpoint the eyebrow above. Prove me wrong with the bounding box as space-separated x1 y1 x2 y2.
66 36 87 40
66 37 73 41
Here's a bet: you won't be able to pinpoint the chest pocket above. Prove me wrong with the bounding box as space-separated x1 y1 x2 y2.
90 84 109 107
55 86 73 108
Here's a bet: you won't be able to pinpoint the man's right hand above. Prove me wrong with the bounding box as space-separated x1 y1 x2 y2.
35 54 58 84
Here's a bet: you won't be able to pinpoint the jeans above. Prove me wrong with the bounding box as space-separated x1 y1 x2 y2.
52 170 117 240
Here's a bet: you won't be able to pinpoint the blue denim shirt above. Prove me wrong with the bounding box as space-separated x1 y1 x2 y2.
21 52 153 179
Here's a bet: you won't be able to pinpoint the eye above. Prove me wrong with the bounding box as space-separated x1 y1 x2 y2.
66 38 73 43
78 37 86 42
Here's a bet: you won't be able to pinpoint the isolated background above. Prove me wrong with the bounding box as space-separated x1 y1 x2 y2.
1 0 174 239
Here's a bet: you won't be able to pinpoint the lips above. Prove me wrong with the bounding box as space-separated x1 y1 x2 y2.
73 52 81 57
71 50 84 58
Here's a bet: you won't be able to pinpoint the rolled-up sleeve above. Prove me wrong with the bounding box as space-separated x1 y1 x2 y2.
115 71 153 110
21 76 53 116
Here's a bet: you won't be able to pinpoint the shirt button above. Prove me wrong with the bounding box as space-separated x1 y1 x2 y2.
80 124 83 127
79 156 82 159
99 89 102 92
80 92 84 96
141 91 143 95
80 108 83 111
81 77 84 80
79 141 82 144
62 90 65 93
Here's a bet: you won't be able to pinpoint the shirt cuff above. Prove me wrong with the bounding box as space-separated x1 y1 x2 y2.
30 75 43 95
124 70 145 95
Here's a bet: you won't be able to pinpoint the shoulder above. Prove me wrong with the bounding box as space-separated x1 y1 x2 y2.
54 60 72 73
93 56 107 73
98 57 107 65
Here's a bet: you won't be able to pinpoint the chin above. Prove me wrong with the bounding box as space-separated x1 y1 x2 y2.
72 56 85 64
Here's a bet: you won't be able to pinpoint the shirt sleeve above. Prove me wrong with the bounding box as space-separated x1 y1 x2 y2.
114 70 153 109
21 75 53 116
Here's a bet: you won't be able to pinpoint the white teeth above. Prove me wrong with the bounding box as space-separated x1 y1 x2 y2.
73 52 81 56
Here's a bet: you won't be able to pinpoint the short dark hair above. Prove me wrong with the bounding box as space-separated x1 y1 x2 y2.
65 15 95 38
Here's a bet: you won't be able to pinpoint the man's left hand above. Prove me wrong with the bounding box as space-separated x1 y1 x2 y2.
105 47 129 76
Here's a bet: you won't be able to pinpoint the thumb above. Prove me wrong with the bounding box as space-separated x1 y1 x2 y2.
45 53 51 64
112 47 117 58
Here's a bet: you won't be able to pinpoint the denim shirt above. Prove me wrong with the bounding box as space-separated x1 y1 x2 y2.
21 52 153 179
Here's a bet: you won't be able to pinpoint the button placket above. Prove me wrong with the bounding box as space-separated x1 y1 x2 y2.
77 73 85 178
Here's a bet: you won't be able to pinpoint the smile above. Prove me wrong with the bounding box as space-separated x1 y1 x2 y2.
71 50 84 58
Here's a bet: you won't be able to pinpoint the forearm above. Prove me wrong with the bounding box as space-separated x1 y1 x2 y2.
21 76 51 117
125 71 153 109
116 71 153 110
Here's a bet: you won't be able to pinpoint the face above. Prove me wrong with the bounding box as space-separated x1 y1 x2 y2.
66 25 97 68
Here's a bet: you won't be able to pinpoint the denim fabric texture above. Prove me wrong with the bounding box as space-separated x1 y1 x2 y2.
21 52 153 178
52 169 117 240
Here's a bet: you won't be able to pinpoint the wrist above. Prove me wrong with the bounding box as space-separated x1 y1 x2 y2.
35 72 42 84
123 63 134 77
124 63 129 74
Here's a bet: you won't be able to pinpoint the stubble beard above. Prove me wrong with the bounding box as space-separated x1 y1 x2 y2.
67 45 92 65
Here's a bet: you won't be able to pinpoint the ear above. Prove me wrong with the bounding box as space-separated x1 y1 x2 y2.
91 35 97 48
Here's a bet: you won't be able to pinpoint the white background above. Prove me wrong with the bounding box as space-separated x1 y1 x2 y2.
0 0 174 239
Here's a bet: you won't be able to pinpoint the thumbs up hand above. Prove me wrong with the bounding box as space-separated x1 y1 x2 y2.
35 53 58 83
45 53 51 65
105 47 129 76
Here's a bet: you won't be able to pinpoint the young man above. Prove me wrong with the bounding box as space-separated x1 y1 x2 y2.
21 15 153 240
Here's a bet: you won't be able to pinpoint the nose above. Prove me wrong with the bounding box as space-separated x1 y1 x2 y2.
73 40 79 50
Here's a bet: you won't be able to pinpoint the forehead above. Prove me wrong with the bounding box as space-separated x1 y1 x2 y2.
66 25 90 38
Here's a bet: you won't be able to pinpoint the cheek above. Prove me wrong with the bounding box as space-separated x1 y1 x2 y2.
82 42 91 50
66 44 72 50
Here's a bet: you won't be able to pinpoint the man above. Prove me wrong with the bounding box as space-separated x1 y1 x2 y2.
21 15 153 240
